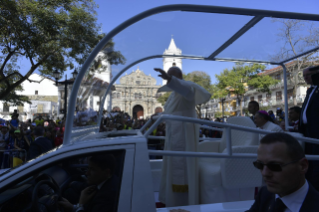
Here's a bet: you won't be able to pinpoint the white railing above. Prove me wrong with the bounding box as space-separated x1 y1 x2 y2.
141 114 319 160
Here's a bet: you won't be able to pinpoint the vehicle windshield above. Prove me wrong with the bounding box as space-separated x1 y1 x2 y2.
72 9 319 134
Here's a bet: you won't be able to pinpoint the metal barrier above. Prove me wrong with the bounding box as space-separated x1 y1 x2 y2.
142 114 319 160
0 149 27 169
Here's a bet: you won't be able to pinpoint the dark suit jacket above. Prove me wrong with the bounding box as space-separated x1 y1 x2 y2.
83 175 120 212
28 136 53 160
246 184 319 212
299 86 319 140
299 86 319 190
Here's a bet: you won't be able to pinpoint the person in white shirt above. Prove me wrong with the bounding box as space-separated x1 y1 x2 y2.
247 132 319 212
254 110 283 140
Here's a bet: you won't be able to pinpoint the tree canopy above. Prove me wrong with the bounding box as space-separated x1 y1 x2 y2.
0 0 125 103
215 63 278 115
270 19 319 105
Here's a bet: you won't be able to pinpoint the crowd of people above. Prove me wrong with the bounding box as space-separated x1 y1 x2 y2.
0 112 65 168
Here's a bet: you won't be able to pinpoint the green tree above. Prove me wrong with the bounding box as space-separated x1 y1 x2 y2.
0 56 30 106
156 71 213 117
0 0 125 101
157 92 171 107
184 71 213 117
215 63 278 116
211 84 228 119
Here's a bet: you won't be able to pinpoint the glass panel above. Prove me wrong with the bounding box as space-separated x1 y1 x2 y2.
0 150 125 211
217 17 319 62
74 11 252 129
150 153 257 208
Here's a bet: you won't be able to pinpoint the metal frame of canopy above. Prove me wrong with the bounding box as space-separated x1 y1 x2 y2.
64 4 319 144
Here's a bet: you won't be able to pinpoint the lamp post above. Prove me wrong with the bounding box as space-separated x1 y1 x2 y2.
53 69 78 118
205 104 208 118
221 98 226 122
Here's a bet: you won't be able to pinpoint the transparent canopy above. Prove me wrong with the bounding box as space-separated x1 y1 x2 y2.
67 5 319 141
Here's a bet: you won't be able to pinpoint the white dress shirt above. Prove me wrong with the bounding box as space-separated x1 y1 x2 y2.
275 180 309 212
302 85 317 124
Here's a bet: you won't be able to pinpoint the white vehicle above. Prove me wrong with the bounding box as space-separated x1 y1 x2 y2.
1 5 319 212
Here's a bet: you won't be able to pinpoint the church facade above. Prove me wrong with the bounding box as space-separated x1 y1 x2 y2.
112 67 163 119
112 38 183 119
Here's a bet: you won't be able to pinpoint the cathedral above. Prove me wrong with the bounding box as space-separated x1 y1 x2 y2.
112 38 182 119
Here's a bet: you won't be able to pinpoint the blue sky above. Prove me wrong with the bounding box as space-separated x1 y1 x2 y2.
19 0 319 85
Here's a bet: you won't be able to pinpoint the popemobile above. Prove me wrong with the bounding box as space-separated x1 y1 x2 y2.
1 4 319 212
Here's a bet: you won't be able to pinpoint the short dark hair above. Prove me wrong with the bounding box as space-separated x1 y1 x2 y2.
249 101 259 110
34 126 44 136
260 133 305 161
289 106 301 115
89 154 116 174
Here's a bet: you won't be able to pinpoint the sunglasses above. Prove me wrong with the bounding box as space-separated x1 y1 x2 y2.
253 159 302 172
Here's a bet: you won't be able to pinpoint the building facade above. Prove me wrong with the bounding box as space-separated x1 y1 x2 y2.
0 73 58 121
112 67 162 119
203 63 309 118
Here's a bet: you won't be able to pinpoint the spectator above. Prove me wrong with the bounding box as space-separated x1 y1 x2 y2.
288 106 301 132
254 110 283 140
54 128 64 147
0 125 8 168
246 133 319 211
34 115 44 126
13 129 30 161
28 126 54 160
0 125 9 141
248 101 259 122
276 108 285 122
3 129 16 168
9 114 19 129
268 110 276 123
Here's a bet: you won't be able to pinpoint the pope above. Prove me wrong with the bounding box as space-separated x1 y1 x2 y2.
154 66 211 207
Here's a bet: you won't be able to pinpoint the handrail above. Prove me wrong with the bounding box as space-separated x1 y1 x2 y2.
148 150 319 160
143 114 319 159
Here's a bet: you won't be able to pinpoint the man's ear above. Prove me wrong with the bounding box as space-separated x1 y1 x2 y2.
299 158 308 174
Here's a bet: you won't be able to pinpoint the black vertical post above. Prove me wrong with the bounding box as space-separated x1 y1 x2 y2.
64 75 67 118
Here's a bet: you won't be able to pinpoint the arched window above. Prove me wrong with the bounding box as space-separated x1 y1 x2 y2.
135 93 138 99
139 93 142 99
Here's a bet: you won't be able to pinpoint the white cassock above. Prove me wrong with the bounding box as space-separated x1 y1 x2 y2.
258 121 283 140
158 76 211 207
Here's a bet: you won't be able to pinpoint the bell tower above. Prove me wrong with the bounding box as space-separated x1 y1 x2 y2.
162 37 182 85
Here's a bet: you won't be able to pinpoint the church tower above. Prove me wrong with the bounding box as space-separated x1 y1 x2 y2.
162 37 182 85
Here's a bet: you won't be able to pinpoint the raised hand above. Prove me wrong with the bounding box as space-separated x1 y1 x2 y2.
154 68 171 81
